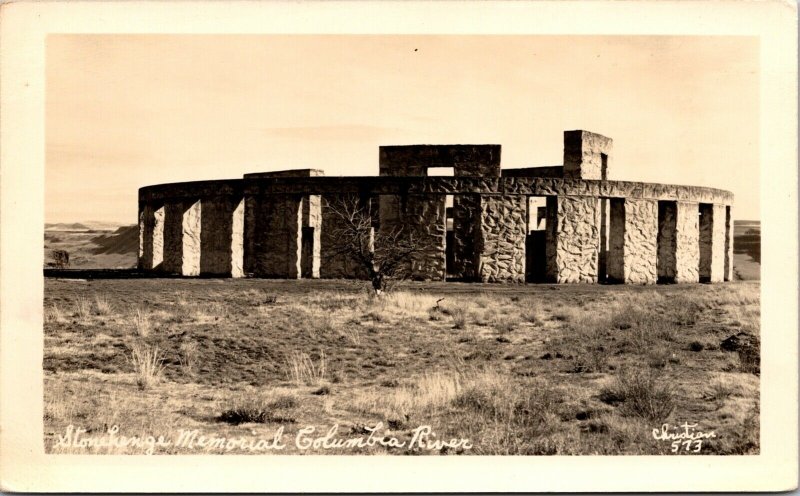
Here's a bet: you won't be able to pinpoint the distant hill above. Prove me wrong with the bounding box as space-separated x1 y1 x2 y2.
90 225 139 255
733 220 760 281
44 223 137 269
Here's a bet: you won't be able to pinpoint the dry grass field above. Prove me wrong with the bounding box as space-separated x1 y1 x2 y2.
44 278 760 455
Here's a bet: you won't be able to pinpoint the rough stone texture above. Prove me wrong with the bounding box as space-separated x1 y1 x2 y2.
552 196 600 283
405 195 447 281
725 205 733 282
320 193 367 279
138 204 152 270
563 130 613 180
252 194 302 278
379 145 501 177
476 195 526 282
198 196 240 276
231 199 245 278
301 195 321 278
598 199 609 281
152 206 165 270
451 194 480 280
161 202 186 274
657 201 677 281
181 200 201 276
608 198 658 284
711 204 727 282
674 201 700 283
545 196 559 282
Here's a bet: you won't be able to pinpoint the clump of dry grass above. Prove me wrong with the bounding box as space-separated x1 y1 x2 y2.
74 297 91 320
600 368 675 423
130 342 165 391
218 392 298 425
286 351 327 386
44 303 67 324
178 340 200 376
92 293 113 316
134 308 151 337
348 371 463 421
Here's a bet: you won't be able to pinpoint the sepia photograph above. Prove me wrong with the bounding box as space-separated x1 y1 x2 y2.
1 1 796 492
43 33 760 456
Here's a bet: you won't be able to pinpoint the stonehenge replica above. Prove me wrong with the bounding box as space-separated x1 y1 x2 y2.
138 130 734 284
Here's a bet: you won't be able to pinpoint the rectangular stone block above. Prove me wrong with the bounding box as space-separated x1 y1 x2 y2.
563 130 613 180
379 145 501 177
551 196 601 283
405 195 447 281
657 201 677 281
675 201 700 283
161 202 186 274
724 205 733 282
231 199 245 278
243 196 257 274
607 198 658 284
138 204 153 270
153 205 165 270
301 195 321 278
182 200 201 276
476 195 527 283
198 196 244 276
545 196 559 282
252 194 302 278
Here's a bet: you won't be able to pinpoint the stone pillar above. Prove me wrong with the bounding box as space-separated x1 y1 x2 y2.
711 204 727 282
724 205 733 282
161 201 185 274
607 198 658 284
451 194 480 280
675 201 700 283
199 196 245 277
563 130 613 180
152 205 165 270
549 196 601 283
476 195 526 283
657 201 677 281
138 204 153 270
406 194 446 281
251 194 302 278
545 196 559 282
301 195 322 278
182 200 201 276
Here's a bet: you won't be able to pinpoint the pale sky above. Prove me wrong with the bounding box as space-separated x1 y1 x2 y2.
46 35 759 224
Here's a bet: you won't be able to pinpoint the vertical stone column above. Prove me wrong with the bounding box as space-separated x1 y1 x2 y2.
675 201 700 283
710 204 727 282
598 198 609 281
544 196 559 282
657 201 677 281
476 195 527 283
199 196 245 277
320 193 366 279
251 194 302 278
405 195 446 281
138 204 153 270
607 198 658 284
243 196 257 275
301 195 322 278
152 205 165 270
451 194 480 280
550 196 601 283
161 201 186 274
724 205 734 282
182 200 201 276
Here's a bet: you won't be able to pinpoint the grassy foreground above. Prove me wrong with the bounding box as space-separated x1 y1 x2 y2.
44 279 759 455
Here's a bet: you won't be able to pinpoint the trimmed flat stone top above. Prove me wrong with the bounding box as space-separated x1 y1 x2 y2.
139 176 733 205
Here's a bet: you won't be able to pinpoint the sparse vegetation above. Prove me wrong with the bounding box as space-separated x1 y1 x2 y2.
44 278 760 455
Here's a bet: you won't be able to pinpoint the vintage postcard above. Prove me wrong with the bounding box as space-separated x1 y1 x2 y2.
0 0 797 492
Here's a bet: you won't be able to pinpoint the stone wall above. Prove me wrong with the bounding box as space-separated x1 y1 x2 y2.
138 204 154 270
181 200 201 276
301 195 322 278
608 198 658 284
197 196 243 276
405 195 447 280
153 206 165 270
320 193 367 279
243 196 257 274
699 204 713 281
545 196 558 282
552 196 600 283
476 195 526 282
231 199 245 278
563 130 613 180
657 201 677 281
674 201 700 283
161 201 185 274
379 145 501 177
251 194 302 278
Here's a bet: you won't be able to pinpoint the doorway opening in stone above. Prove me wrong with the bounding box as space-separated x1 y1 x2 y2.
301 226 315 278
598 198 611 283
698 203 713 283
444 195 456 278
600 153 609 180
525 196 549 282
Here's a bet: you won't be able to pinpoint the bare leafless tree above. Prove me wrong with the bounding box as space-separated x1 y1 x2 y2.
324 196 426 294
51 249 70 269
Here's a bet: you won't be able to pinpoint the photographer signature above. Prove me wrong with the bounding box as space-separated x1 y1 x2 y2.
652 422 716 453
